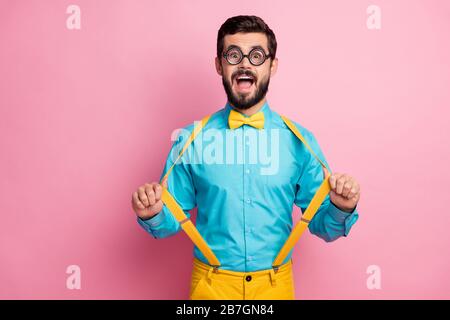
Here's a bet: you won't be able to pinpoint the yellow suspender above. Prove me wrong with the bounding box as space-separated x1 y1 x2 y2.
159 114 331 271
272 116 331 270
160 114 221 268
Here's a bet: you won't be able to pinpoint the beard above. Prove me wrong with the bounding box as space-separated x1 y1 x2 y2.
222 72 270 110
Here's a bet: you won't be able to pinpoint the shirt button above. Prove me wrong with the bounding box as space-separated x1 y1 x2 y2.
245 169 250 174
246 198 251 204
246 275 252 282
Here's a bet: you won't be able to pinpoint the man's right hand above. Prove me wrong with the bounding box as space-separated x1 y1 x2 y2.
132 177 168 220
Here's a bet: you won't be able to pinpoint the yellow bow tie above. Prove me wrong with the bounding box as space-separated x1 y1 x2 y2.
228 109 265 130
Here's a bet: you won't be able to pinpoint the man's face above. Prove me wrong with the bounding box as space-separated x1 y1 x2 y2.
215 32 278 110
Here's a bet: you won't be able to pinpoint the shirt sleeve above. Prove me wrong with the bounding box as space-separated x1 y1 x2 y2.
293 129 359 242
137 127 197 239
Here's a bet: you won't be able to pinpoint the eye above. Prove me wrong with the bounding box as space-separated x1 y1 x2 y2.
250 49 265 64
226 48 242 63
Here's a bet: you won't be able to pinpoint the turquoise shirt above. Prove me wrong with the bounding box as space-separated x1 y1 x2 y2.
138 101 359 272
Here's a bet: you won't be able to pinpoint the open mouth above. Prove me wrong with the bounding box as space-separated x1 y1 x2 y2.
234 74 256 93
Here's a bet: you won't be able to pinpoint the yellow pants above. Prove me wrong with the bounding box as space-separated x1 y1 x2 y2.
189 258 295 300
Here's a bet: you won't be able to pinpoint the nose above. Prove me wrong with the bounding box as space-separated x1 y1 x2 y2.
238 55 252 69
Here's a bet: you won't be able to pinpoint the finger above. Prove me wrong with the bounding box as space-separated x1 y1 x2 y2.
335 175 350 195
346 186 356 199
145 184 156 206
347 181 360 199
329 173 343 190
133 192 145 210
342 179 354 198
138 187 149 207
154 183 162 201
348 181 361 198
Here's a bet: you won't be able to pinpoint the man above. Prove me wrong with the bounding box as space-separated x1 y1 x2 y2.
132 15 360 300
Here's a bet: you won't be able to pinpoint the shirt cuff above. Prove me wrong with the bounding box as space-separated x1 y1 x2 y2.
138 209 166 228
328 202 359 236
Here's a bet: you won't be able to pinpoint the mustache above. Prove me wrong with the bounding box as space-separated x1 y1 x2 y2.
232 70 257 82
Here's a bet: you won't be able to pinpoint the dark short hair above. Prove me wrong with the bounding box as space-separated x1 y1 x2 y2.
217 15 277 61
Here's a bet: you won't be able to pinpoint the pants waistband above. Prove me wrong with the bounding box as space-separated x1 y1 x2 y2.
193 257 293 279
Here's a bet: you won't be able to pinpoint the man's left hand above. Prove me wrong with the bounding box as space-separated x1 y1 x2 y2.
323 167 361 213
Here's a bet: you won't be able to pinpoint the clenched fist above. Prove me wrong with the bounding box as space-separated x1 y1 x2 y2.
323 167 360 213
132 177 168 220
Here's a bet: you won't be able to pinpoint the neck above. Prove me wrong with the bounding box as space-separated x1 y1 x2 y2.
230 98 266 116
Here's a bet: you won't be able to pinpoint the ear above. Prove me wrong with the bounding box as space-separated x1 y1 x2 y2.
215 56 223 76
270 57 278 77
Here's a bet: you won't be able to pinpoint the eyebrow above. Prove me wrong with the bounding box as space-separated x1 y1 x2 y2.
225 45 265 51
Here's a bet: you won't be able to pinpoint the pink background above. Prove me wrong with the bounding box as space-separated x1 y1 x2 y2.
1 0 449 299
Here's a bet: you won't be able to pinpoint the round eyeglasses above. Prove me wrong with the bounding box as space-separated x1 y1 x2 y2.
222 46 272 66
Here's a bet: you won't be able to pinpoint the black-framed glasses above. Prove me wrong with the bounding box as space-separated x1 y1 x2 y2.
222 46 272 66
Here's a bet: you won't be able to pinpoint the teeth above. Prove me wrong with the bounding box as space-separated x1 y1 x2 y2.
237 76 253 80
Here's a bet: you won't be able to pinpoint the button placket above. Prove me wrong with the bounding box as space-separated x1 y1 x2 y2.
242 126 250 271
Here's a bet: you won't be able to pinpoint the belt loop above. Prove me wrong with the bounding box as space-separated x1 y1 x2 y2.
269 268 277 287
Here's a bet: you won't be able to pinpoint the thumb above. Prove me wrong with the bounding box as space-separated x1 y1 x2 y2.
322 166 330 179
160 176 168 188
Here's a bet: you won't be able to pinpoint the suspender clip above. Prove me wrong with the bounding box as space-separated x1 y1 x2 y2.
180 217 190 225
300 217 311 224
